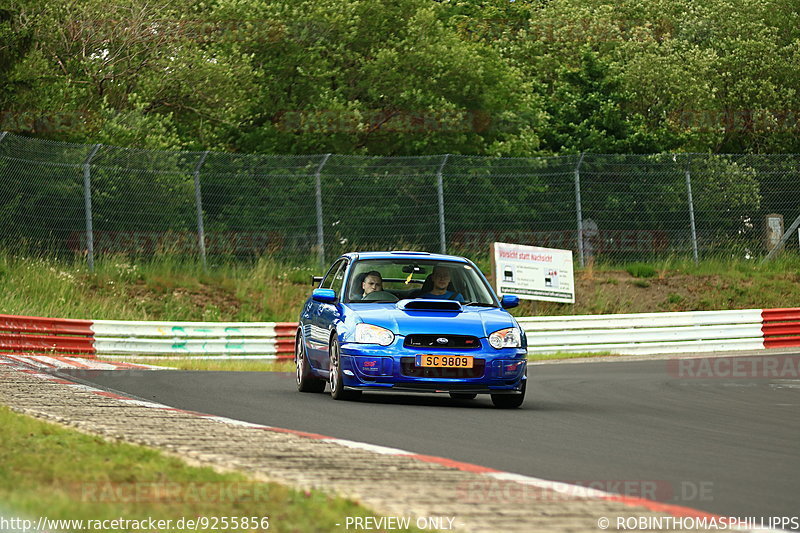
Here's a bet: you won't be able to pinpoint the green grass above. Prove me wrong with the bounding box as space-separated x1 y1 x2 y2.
0 405 425 533
528 351 615 361
2 250 800 321
625 262 657 278
0 252 317 322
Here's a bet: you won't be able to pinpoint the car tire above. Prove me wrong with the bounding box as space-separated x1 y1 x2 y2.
449 392 477 400
490 380 526 409
295 334 326 393
329 337 362 401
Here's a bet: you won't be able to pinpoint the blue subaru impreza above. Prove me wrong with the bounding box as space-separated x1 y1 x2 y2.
295 251 527 408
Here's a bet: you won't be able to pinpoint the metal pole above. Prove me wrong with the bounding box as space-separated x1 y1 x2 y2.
684 155 699 264
82 144 102 271
193 150 210 270
574 153 586 267
764 213 800 261
314 153 331 268
437 154 450 254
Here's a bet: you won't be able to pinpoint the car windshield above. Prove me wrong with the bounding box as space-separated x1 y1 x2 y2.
344 259 498 305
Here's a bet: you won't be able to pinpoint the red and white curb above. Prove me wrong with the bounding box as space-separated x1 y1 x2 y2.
0 355 783 533
1 354 170 371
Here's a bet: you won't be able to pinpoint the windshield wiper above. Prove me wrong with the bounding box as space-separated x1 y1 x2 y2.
463 301 498 307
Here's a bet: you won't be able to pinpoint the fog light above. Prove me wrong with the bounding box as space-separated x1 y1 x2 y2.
502 360 525 377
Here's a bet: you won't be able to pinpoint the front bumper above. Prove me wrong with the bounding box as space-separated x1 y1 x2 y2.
338 340 527 394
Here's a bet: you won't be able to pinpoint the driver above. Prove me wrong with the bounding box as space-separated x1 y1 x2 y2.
418 265 464 301
361 271 383 299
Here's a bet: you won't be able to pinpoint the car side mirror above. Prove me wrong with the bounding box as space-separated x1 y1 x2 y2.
312 288 337 303
500 295 519 309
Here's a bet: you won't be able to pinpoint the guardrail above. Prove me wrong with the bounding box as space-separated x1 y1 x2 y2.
518 308 800 355
1 309 798 360
517 310 767 355
0 314 96 355
761 308 800 348
0 315 296 360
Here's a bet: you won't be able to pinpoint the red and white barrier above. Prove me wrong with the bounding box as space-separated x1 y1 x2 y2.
92 320 296 360
1 308 798 360
0 314 95 355
0 314 296 360
518 308 800 355
761 308 800 348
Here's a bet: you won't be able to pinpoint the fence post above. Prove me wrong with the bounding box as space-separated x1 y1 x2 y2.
684 155 699 264
82 144 102 271
574 153 586 267
314 154 331 268
192 151 210 270
764 213 800 262
437 154 450 254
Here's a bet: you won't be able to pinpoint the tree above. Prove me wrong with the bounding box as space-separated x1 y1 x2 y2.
213 0 543 155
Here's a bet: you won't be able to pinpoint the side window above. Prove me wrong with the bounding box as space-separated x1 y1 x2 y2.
330 261 348 296
321 260 345 289
321 260 348 298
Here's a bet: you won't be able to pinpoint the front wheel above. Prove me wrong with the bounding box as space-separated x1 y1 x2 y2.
329 337 362 401
296 334 326 393
491 380 526 409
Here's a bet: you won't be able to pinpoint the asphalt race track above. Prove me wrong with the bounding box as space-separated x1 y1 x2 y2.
58 355 800 521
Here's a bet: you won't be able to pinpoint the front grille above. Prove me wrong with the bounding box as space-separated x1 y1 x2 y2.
400 357 485 378
404 334 480 349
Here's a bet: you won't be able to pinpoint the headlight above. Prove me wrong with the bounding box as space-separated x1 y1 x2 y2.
489 327 522 349
354 323 395 346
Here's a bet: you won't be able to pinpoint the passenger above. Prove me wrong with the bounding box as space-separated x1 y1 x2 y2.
418 265 464 301
361 271 383 299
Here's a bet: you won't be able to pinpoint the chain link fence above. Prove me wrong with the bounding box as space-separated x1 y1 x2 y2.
1 131 798 268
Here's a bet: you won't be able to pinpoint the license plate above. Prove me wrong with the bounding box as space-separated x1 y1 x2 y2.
416 355 474 368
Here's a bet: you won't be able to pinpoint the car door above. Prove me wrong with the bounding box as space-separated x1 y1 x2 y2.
308 259 347 368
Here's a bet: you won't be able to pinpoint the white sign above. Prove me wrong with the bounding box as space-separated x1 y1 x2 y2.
493 242 575 303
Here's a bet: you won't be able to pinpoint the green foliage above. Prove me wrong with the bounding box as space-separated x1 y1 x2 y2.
4 0 797 155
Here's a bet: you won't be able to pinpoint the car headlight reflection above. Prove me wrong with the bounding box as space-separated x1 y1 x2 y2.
489 327 522 349
354 323 395 346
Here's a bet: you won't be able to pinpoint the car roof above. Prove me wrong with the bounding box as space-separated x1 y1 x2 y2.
340 251 470 263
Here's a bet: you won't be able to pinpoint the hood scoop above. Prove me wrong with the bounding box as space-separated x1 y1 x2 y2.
397 299 462 312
